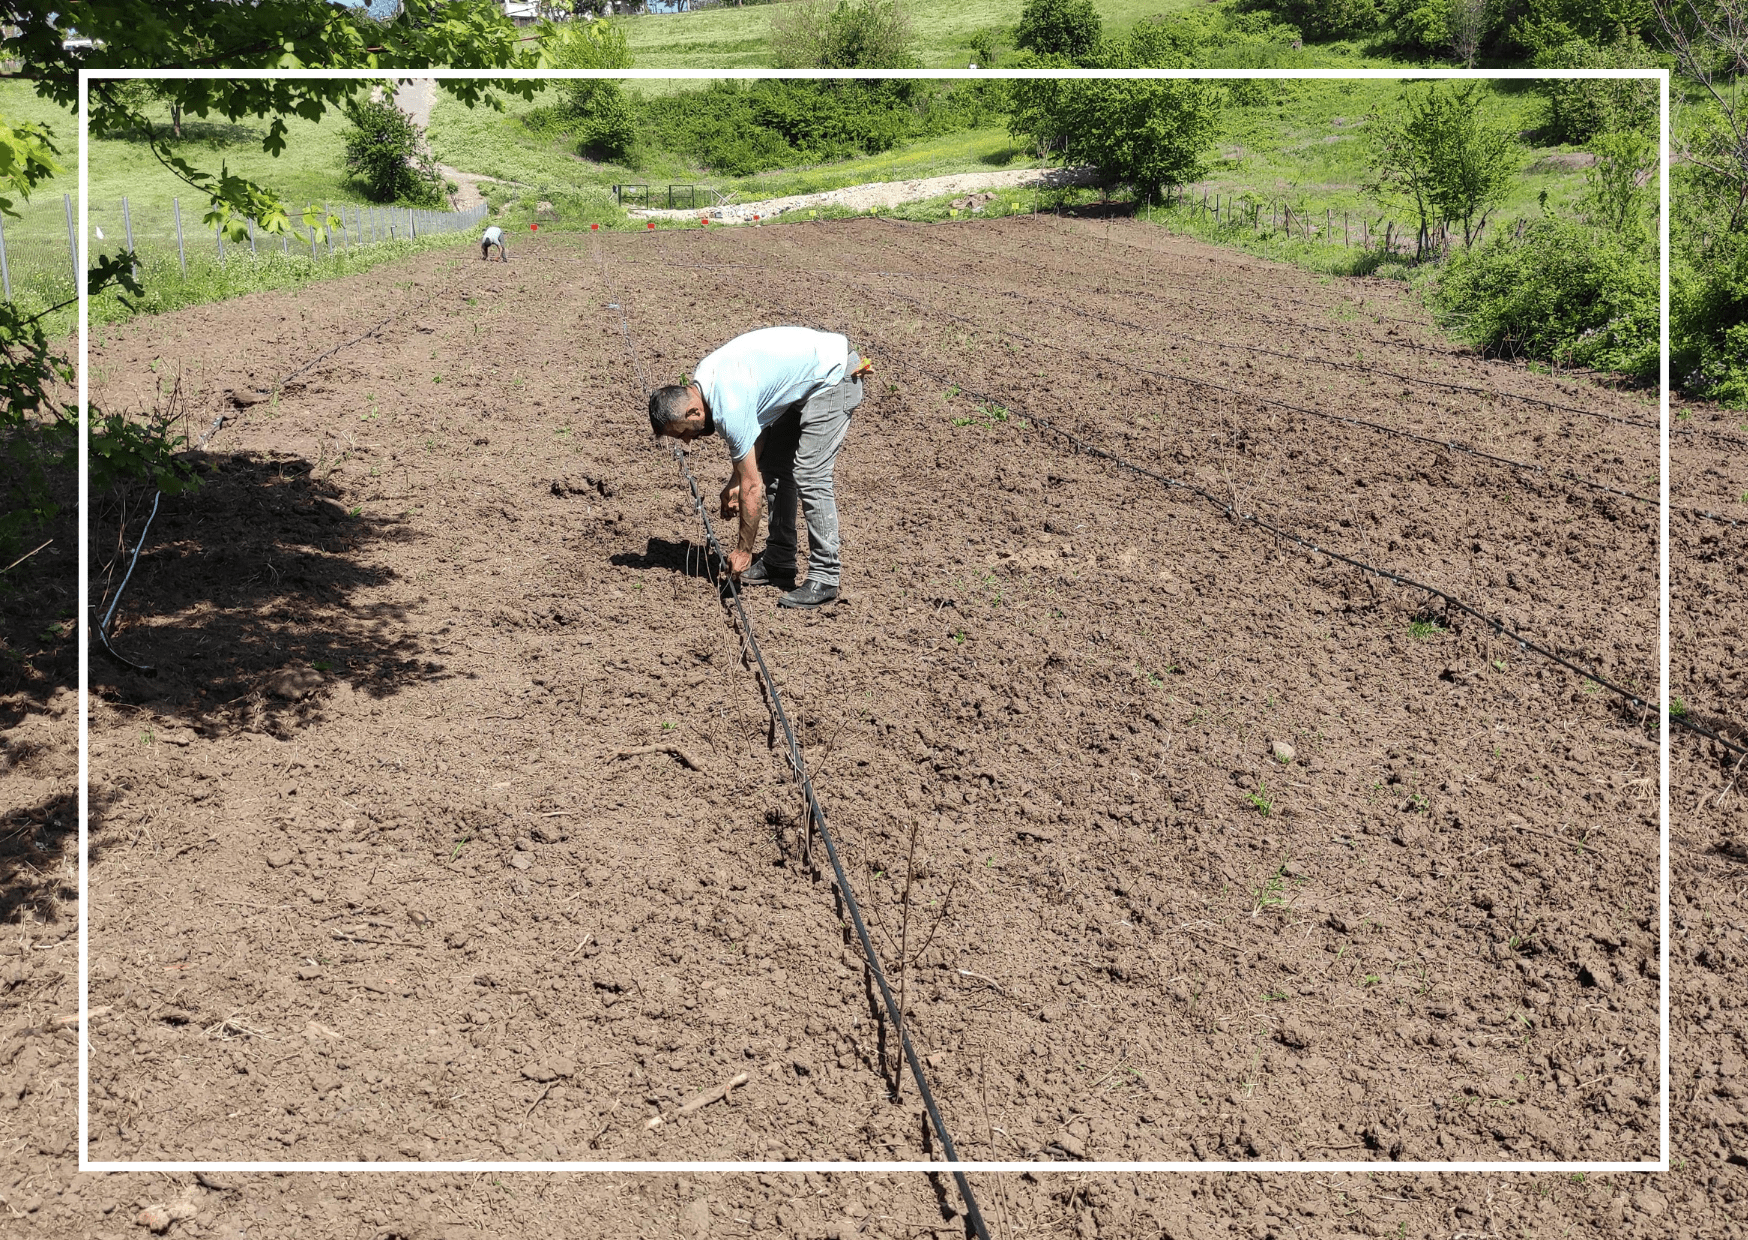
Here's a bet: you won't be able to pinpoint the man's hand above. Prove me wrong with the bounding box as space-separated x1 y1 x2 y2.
720 482 740 519
726 548 752 576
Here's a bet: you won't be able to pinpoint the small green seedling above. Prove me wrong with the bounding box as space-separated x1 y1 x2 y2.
312 660 332 671
1671 697 1689 717
450 834 472 861
1247 778 1273 816
1362 973 1382 987
1491 659 1507 672
348 506 363 518
1408 619 1444 639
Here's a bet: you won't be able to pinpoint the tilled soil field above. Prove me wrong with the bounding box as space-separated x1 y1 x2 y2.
1668 398 1748 1193
84 215 1659 1165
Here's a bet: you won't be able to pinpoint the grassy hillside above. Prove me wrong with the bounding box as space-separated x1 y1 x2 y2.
615 0 1399 68
426 84 1036 201
86 95 376 258
424 77 1596 232
1189 80 1592 225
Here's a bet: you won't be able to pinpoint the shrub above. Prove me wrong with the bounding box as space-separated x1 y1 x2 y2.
1525 35 1659 143
1008 77 1223 202
1432 217 1657 383
770 0 918 69
1674 231 1748 406
1273 0 1382 40
1014 0 1102 60
342 96 445 206
636 80 962 176
540 18 636 161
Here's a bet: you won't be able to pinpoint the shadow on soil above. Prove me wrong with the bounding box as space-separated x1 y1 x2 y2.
609 535 719 580
0 791 76 926
90 450 439 737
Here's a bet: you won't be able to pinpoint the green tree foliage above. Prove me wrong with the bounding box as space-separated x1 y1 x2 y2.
1366 82 1519 252
1526 35 1660 142
1014 0 1103 60
770 0 919 69
1381 0 1510 59
635 80 998 177
1513 0 1658 50
343 97 447 206
1581 127 1657 234
541 18 636 160
1432 217 1657 383
1273 0 1383 40
1661 0 1748 403
1007 78 1224 202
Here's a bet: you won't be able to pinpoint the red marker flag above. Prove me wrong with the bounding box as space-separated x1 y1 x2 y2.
591 223 600 231
530 223 538 231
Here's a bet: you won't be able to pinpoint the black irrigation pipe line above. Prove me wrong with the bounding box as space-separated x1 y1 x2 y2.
591 244 990 1236
605 247 1657 514
861 334 1671 723
913 356 1748 761
619 249 1476 366
863 281 1663 515
869 213 1661 431
94 272 461 674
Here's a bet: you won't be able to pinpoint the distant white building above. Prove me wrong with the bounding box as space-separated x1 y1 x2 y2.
503 0 541 24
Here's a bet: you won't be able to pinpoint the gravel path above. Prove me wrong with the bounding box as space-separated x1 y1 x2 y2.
629 164 1103 222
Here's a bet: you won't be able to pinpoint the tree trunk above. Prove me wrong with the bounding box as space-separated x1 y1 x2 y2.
170 101 182 139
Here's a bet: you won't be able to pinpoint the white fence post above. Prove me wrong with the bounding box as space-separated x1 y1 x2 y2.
122 196 137 282
173 197 187 279
63 192 77 290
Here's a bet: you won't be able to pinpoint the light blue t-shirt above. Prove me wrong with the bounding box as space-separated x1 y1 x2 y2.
694 326 850 462
482 226 504 246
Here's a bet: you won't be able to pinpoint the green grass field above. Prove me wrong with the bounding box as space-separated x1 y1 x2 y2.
613 0 1397 68
0 80 79 318
1185 79 1595 227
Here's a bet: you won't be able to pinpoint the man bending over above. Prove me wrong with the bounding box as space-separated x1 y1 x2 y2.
647 326 869 610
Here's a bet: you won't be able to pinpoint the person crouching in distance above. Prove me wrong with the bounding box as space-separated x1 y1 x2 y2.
647 326 872 611
481 224 507 262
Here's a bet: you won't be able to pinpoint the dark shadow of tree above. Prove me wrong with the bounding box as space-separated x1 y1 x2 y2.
89 449 442 742
0 791 76 927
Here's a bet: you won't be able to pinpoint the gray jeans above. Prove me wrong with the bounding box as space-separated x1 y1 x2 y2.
758 362 864 587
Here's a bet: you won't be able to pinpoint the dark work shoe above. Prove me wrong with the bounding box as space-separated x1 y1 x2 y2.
777 581 839 610
739 557 795 590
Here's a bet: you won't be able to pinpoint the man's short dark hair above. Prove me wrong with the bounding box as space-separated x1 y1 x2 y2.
648 384 693 437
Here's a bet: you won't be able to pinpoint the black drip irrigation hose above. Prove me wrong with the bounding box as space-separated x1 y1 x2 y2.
592 243 988 1236
94 275 460 673
614 252 1476 363
870 211 1661 433
870 344 1731 759
595 246 1657 517
864 282 1661 515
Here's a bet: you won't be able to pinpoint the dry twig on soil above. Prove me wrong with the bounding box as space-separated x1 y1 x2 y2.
644 1071 750 1128
614 744 707 772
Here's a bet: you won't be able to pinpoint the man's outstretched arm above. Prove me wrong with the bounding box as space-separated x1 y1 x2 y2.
725 451 763 576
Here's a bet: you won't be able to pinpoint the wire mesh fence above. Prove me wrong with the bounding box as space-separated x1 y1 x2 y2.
0 190 80 311
88 196 491 276
4 197 493 304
